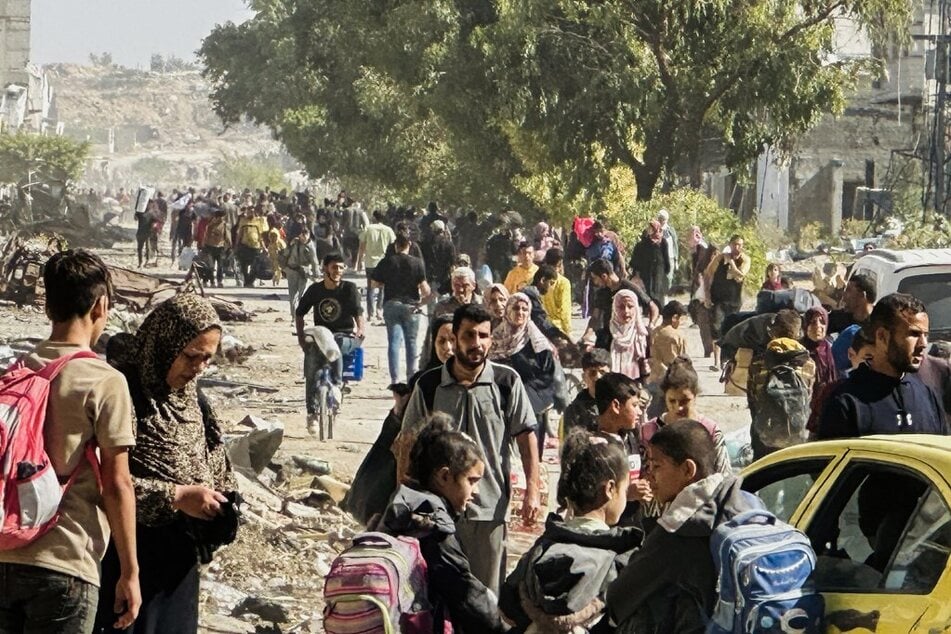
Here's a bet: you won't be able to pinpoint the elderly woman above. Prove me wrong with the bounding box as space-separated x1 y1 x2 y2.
608 289 649 381
485 283 510 330
433 266 481 317
490 292 556 453
97 294 236 633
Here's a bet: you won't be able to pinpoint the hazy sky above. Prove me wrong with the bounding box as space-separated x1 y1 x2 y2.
31 0 255 68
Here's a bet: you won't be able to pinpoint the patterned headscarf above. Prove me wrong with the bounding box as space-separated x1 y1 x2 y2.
489 293 551 360
112 294 230 525
687 225 706 251
647 220 664 245
610 290 648 379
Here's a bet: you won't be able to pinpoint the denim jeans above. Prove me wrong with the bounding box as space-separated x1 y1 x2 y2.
0 563 98 634
365 268 382 317
304 333 361 413
383 300 423 383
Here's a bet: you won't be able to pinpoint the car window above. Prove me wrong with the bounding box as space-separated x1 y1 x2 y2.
884 487 951 593
807 461 932 593
897 272 951 334
742 458 831 523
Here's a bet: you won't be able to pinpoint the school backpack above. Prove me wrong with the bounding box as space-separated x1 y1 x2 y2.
323 531 437 634
0 351 100 550
749 339 813 458
709 509 824 634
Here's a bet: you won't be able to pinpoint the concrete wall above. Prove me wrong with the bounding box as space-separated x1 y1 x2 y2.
0 0 30 87
790 160 844 236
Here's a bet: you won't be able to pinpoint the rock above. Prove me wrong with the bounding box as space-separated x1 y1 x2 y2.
202 579 248 612
231 597 290 624
226 418 284 478
291 455 331 476
282 501 324 520
310 475 350 504
199 613 256 633
234 471 284 512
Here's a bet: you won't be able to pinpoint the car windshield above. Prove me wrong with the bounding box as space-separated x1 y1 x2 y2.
898 273 951 336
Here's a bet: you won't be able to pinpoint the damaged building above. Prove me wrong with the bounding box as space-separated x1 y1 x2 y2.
706 1 941 237
0 0 53 134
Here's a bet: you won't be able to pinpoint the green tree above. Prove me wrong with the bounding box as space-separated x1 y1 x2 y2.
212 153 289 192
201 0 909 207
0 132 90 185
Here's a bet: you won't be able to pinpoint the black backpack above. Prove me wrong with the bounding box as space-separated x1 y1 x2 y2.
751 350 811 458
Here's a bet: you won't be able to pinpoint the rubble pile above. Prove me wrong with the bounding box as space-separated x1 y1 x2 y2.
0 234 253 322
201 414 359 633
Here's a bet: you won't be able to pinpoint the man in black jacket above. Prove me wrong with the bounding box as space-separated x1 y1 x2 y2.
818 293 948 439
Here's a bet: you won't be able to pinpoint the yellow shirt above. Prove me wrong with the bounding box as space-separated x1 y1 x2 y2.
504 263 538 295
541 274 572 336
237 216 268 249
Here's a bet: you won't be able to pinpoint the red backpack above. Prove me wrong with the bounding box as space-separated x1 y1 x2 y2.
0 350 100 550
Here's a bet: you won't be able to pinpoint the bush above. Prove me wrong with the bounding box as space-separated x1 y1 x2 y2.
601 188 768 295
212 153 289 192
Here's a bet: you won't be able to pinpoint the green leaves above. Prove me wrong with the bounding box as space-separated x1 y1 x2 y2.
200 0 909 210
0 133 89 185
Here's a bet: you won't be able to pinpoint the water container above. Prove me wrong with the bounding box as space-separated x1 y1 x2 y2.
343 346 364 382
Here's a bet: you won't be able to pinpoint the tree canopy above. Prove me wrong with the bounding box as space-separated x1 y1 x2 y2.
0 132 90 186
200 0 909 216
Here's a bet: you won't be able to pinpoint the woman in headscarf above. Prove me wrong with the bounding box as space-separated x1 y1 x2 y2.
688 226 718 358
801 305 836 399
608 289 649 381
485 283 510 330
96 294 236 633
490 293 556 453
628 220 670 307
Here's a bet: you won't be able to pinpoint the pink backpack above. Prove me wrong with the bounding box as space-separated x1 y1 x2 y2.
0 350 100 550
324 532 443 634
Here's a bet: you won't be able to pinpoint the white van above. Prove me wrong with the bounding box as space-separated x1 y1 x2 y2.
849 249 951 340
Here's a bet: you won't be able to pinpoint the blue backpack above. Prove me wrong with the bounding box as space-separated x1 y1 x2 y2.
709 509 824 633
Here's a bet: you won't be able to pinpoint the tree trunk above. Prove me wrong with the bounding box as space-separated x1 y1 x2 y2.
632 159 663 201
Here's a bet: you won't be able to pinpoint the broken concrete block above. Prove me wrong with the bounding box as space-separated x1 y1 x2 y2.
310 475 351 504
226 422 284 478
199 614 256 634
291 455 331 476
233 471 284 512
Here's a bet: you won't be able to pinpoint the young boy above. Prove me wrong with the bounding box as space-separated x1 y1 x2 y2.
594 372 653 518
607 421 755 633
562 349 610 435
0 250 140 631
649 301 688 382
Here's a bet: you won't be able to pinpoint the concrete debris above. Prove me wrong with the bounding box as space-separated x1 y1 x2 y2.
0 235 253 322
218 334 255 364
198 614 256 634
310 475 350 504
290 455 331 476
226 416 285 479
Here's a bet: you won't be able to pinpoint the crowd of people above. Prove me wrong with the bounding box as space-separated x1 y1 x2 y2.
2 185 949 633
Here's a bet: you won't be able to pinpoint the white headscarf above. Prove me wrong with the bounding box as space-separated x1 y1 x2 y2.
490 293 552 360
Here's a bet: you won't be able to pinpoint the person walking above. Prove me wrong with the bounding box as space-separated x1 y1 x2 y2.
703 234 750 370
397 304 540 596
201 209 231 288
280 226 320 318
629 220 670 310
0 250 140 633
371 234 432 383
357 210 396 320
656 209 679 293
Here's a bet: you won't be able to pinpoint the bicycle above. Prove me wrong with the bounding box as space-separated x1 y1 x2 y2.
304 326 365 440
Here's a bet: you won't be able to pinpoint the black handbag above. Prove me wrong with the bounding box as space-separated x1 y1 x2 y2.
183 490 242 564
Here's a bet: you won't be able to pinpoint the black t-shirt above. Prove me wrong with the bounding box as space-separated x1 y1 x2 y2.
372 253 427 304
296 280 362 333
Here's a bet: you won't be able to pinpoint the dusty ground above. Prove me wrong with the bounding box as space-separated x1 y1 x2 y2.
0 235 752 632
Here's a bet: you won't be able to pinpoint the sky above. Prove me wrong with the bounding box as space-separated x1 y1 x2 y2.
31 0 255 68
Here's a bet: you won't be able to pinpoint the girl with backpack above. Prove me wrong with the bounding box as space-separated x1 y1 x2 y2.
500 429 642 633
374 415 506 633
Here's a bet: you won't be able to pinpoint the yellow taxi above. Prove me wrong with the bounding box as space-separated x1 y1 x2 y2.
740 435 951 633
